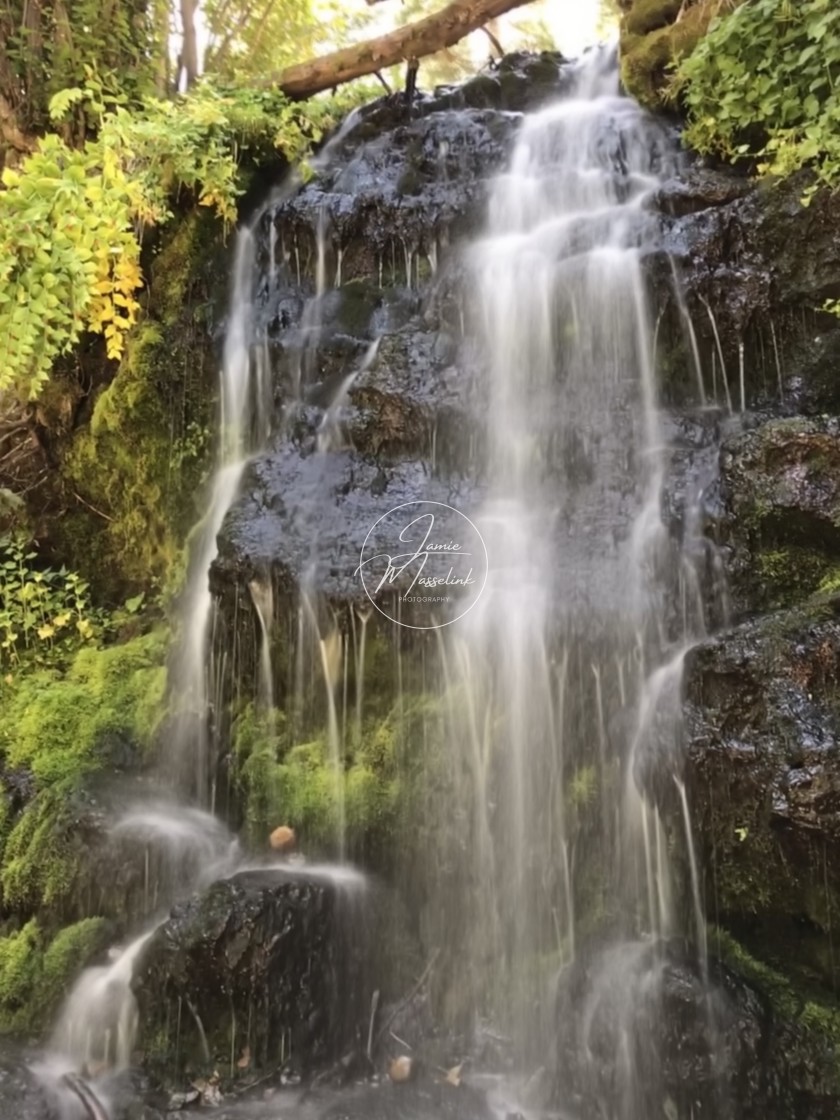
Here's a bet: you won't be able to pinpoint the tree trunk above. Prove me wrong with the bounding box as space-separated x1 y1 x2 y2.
270 0 539 98
180 0 200 89
0 94 34 168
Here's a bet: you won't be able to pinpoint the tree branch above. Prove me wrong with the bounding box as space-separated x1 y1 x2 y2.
268 0 539 98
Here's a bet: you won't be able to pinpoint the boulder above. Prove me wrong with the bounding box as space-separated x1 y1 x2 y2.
551 940 840 1119
683 607 840 983
718 417 840 614
134 868 378 1082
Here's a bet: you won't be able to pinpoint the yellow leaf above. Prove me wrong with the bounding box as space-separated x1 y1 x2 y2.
37 624 55 640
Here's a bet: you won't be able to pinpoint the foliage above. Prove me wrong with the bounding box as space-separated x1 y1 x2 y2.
203 0 366 83
0 76 352 399
0 0 168 136
0 536 102 667
677 0 840 197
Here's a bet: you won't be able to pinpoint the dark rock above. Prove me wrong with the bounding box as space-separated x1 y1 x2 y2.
718 417 840 613
134 868 379 1082
214 440 479 607
683 608 840 984
656 167 753 217
651 168 840 412
0 1046 50 1120
551 940 840 1119
318 1078 494 1120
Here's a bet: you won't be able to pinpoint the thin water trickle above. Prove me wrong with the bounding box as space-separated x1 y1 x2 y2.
169 225 271 807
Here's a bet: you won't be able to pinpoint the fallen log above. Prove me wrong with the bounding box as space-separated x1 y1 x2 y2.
269 0 539 98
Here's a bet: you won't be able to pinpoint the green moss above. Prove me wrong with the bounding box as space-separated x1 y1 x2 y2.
58 211 221 598
0 916 108 1035
712 926 840 1089
1 630 166 786
754 547 832 610
233 703 401 857
624 0 684 37
0 631 167 914
620 4 718 108
0 920 40 1023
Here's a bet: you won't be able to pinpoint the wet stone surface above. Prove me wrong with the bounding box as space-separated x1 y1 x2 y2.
134 869 380 1084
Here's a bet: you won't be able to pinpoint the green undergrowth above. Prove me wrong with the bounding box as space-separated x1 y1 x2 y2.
678 0 840 198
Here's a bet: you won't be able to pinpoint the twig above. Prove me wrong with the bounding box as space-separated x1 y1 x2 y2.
60 1074 109 1120
72 490 115 522
366 989 380 1061
373 71 392 94
479 24 503 56
184 995 211 1063
375 948 440 1048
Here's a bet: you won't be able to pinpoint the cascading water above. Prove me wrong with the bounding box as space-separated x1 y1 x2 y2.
429 48 717 1094
170 225 271 808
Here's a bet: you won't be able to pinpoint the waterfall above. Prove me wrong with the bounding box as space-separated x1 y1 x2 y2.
170 225 271 808
34 51 742 1117
433 47 710 1069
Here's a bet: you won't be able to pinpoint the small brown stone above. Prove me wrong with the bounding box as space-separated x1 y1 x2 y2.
388 1055 414 1083
269 825 296 853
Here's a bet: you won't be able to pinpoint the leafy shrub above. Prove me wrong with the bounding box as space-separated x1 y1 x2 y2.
678 0 840 197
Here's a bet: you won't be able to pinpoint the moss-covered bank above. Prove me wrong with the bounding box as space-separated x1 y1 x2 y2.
0 628 167 1034
47 209 226 600
618 0 746 109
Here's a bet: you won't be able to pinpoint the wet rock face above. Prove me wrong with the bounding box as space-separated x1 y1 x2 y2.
551 941 840 1120
653 167 840 412
134 869 377 1081
212 53 572 618
280 51 568 272
683 610 840 978
0 1047 50 1120
552 944 765 1119
717 417 840 614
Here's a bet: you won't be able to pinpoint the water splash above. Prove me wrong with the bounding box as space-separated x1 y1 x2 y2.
50 930 156 1073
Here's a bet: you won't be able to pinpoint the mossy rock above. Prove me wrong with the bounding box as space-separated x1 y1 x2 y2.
56 210 226 599
0 916 110 1035
0 631 167 920
712 926 840 1101
683 607 840 990
720 417 840 614
624 0 684 37
619 1 744 108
